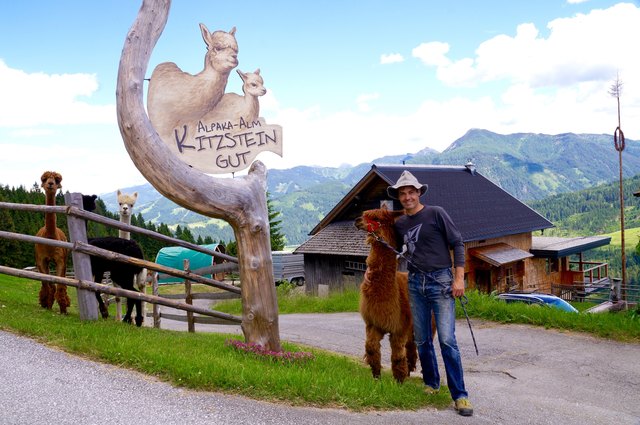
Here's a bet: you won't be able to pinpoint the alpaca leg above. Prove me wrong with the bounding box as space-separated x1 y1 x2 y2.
115 296 123 321
134 298 143 327
122 297 133 324
95 292 109 319
54 260 70 314
122 294 141 326
389 332 409 383
39 281 55 309
364 324 384 379
54 284 70 314
134 270 147 325
405 336 418 374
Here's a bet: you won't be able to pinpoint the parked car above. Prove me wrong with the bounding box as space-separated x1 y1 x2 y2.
496 292 579 313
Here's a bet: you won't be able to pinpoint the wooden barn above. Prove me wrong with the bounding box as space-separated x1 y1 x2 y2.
294 164 611 297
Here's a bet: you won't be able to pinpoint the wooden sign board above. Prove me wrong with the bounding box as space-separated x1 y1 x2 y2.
147 24 283 174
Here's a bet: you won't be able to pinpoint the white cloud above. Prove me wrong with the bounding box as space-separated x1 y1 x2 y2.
418 4 640 90
0 59 114 127
380 53 404 64
412 41 451 67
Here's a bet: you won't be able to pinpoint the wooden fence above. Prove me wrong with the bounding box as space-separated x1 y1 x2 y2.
0 192 243 330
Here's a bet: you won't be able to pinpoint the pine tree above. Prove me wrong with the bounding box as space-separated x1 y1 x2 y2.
267 192 285 251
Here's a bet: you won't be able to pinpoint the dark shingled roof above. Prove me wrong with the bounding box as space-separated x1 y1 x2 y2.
295 164 554 255
295 221 369 256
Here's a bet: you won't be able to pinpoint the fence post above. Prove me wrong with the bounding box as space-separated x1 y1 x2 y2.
184 259 194 333
152 272 161 328
64 192 99 321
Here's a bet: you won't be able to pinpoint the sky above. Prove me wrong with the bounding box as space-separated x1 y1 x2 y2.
1 0 639 195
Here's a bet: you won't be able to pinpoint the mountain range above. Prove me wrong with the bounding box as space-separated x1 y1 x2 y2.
100 129 640 245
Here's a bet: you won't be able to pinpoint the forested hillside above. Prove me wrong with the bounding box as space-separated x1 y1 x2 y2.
528 174 640 236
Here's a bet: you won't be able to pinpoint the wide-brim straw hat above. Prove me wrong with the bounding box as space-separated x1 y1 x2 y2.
387 170 428 199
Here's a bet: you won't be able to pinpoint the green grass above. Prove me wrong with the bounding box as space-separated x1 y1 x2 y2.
0 275 449 411
218 283 361 314
603 226 640 252
461 290 640 342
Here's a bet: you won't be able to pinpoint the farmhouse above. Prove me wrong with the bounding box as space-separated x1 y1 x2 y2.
294 164 611 298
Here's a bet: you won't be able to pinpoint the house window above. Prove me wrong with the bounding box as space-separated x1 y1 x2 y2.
345 261 367 271
546 258 559 274
505 267 516 290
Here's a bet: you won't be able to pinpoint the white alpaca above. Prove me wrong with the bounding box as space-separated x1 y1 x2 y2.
147 24 238 140
205 69 266 123
117 190 138 240
114 190 146 322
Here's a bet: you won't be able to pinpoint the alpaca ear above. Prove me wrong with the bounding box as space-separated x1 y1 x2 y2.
133 192 138 201
199 23 211 46
254 68 260 75
237 69 247 81
117 189 122 196
229 26 236 35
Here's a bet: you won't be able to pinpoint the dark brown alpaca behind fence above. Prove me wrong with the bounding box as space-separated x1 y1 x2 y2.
355 207 417 383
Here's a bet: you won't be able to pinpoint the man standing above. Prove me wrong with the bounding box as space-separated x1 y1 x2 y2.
388 170 473 417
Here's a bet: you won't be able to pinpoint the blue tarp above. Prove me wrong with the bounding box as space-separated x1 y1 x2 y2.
155 244 224 284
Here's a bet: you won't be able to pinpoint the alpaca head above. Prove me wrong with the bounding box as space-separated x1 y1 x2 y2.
40 171 62 196
117 190 138 218
200 24 238 73
355 207 404 249
82 194 98 212
237 69 266 97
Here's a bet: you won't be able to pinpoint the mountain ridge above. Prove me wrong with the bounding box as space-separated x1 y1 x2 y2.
99 129 640 245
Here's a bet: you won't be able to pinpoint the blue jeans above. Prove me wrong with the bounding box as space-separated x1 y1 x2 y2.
408 268 468 401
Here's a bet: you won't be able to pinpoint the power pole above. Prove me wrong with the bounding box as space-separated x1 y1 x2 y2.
610 75 626 305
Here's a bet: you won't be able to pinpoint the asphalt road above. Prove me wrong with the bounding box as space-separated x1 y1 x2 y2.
1 310 639 425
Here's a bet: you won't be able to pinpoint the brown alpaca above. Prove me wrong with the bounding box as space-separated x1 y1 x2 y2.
34 171 70 313
354 207 417 383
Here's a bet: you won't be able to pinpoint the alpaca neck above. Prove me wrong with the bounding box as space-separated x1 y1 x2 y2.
44 191 57 238
197 66 232 111
367 245 398 278
119 215 131 240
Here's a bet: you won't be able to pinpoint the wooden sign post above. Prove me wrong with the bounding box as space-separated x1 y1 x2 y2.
116 0 281 351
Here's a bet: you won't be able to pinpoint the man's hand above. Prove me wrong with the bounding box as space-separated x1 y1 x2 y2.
452 266 465 298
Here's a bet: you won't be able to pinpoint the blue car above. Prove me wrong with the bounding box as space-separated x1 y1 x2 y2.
496 292 579 313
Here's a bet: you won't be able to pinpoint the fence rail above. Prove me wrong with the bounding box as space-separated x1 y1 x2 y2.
0 194 243 330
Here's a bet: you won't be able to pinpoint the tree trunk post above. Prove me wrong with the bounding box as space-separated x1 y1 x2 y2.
116 0 281 350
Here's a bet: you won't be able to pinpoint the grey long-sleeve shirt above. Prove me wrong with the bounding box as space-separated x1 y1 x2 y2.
394 205 465 273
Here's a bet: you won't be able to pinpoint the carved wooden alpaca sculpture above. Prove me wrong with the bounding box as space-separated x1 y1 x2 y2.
117 0 281 350
355 207 417 383
34 171 71 314
147 23 238 141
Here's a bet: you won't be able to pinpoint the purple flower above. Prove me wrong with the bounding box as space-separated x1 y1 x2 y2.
225 339 315 365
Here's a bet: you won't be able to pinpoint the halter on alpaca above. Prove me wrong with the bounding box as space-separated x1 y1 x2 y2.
354 207 417 383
